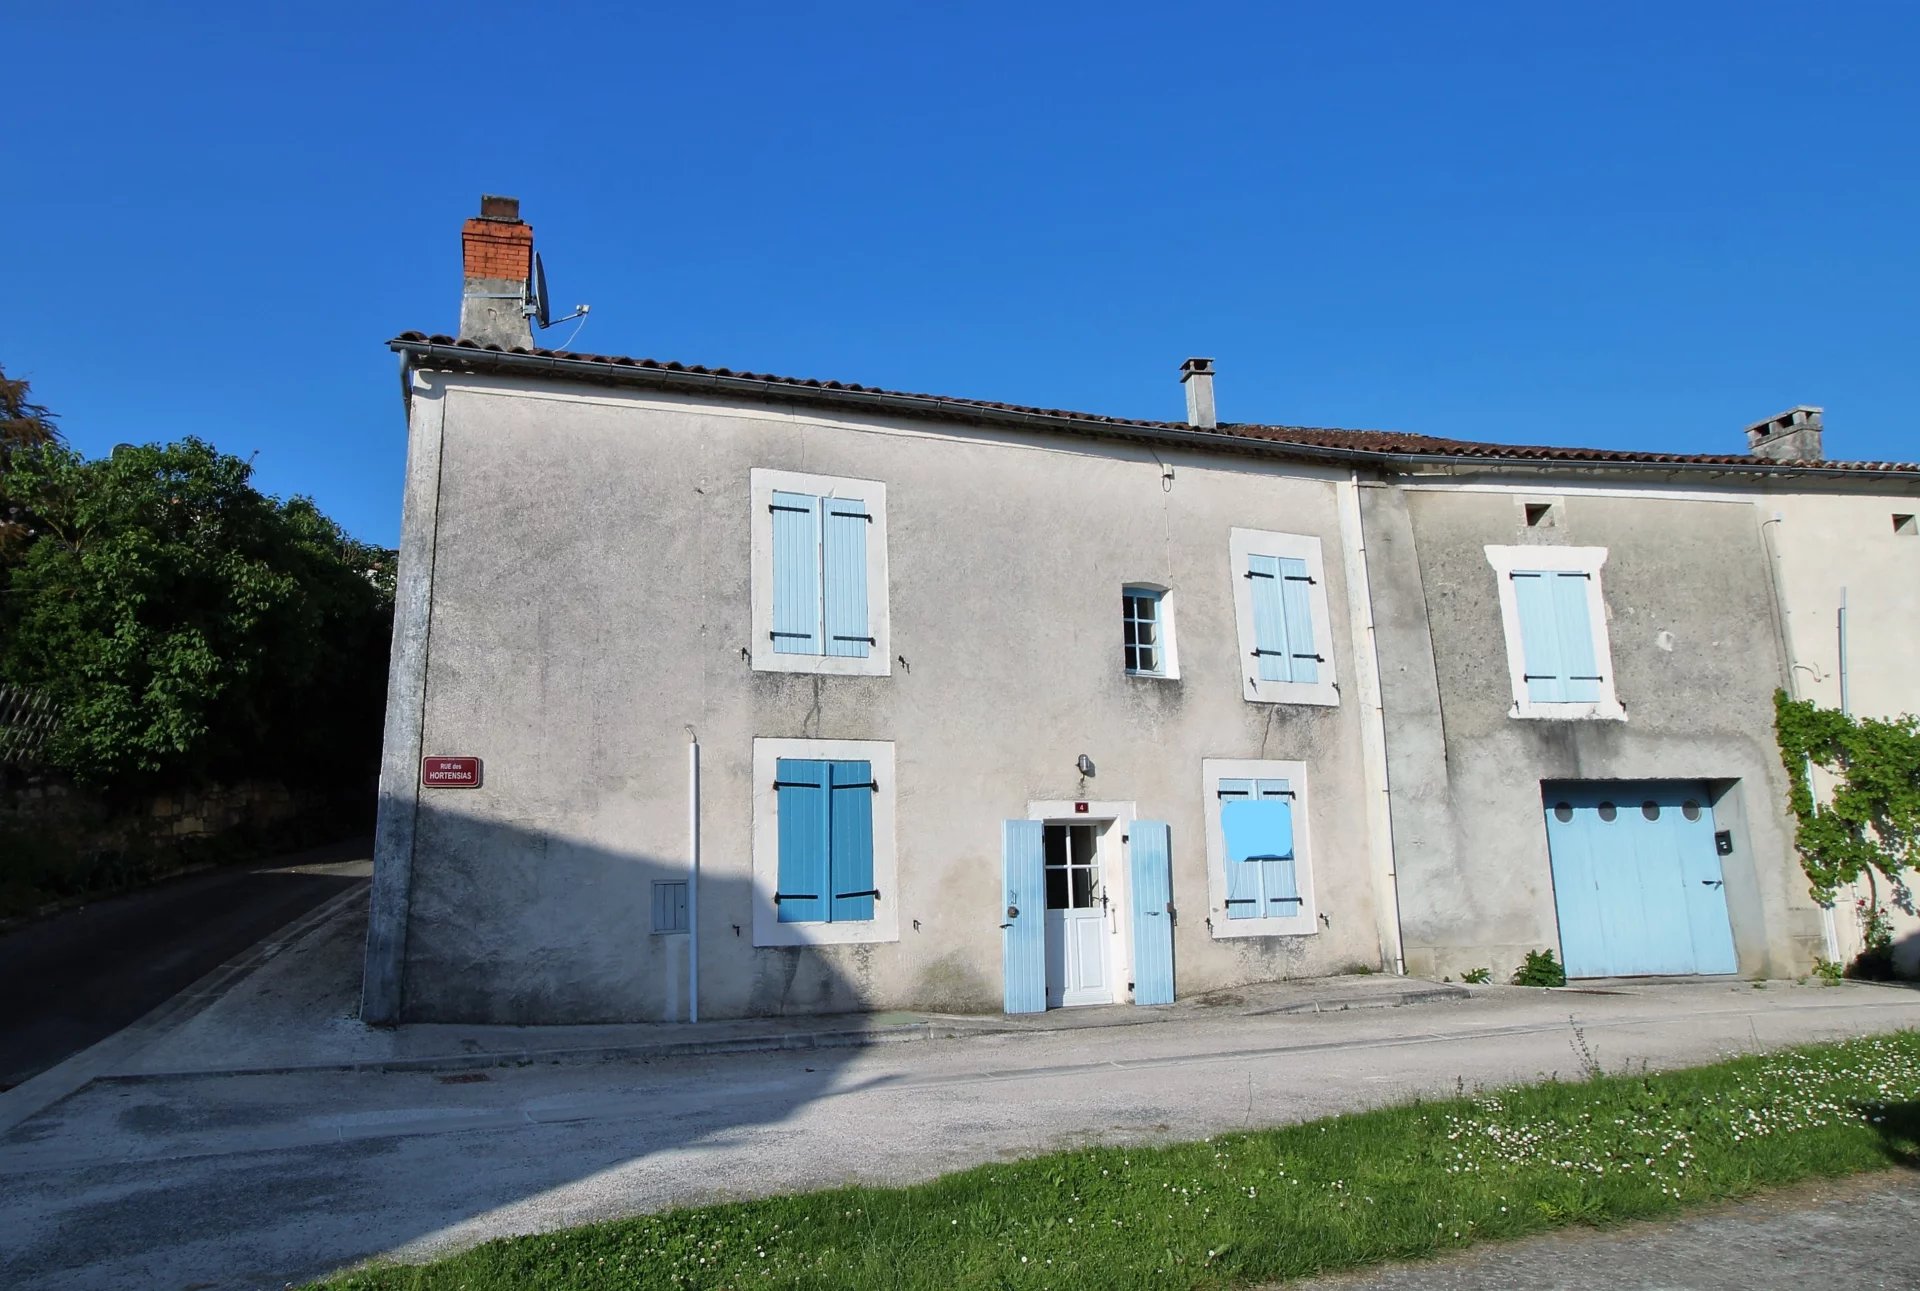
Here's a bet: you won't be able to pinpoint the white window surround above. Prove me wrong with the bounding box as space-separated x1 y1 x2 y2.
1122 583 1180 679
749 468 891 676
1485 544 1626 722
751 737 899 947
1201 758 1318 938
1228 528 1339 706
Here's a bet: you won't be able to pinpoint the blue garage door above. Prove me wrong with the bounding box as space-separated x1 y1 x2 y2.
1542 781 1738 978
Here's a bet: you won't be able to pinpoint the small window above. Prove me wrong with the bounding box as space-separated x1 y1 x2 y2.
1122 588 1165 676
1524 502 1555 528
1597 801 1618 822
1553 801 1574 823
1682 800 1703 821
651 880 689 934
1895 514 1917 537
1642 801 1661 821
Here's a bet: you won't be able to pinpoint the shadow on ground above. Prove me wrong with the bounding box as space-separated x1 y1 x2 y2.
0 802 867 1290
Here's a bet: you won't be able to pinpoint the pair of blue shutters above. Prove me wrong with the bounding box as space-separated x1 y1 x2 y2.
1511 571 1602 702
1219 779 1299 920
772 491 871 657
1001 819 1175 1014
774 759 876 923
1247 555 1319 683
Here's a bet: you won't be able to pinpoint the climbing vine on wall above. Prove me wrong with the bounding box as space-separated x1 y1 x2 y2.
1774 690 1920 927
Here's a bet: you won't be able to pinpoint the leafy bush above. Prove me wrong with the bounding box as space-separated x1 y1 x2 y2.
1461 967 1492 984
0 438 393 789
1511 948 1567 987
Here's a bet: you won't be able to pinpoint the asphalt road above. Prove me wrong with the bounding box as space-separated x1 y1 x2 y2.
5 975 1918 1289
0 845 369 1089
1299 1170 1920 1290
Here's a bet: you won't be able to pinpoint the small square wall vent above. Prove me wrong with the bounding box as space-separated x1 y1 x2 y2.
1523 501 1557 528
1895 514 1917 537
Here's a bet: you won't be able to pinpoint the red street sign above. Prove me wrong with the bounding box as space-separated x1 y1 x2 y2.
1074 801 1089 814
421 756 483 789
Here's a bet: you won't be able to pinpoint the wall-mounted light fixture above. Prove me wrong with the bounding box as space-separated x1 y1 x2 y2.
1076 754 1095 777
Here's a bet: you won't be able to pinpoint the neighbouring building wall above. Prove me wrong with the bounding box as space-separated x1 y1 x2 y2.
1365 479 1822 982
1763 486 1920 975
370 371 1388 1023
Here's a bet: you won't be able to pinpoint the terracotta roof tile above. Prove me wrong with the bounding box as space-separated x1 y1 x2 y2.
391 333 1918 476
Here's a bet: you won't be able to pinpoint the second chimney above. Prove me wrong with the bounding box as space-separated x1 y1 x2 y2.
1743 406 1824 463
1181 357 1217 429
459 195 534 349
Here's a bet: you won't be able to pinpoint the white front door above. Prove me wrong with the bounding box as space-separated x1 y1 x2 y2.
1044 822 1114 1007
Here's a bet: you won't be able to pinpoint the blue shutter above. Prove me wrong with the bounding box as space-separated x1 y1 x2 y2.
1217 779 1262 920
1254 780 1300 914
1002 820 1047 1014
1278 558 1319 684
1129 820 1176 1005
774 759 829 922
822 498 872 659
771 492 822 655
1247 554 1292 682
1550 572 1602 702
827 760 876 921
1511 571 1566 702
1223 779 1298 920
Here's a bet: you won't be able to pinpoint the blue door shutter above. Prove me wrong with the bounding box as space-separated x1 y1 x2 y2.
1247 554 1293 681
1550 572 1602 702
1512 571 1567 702
771 492 822 655
828 760 876 921
1129 820 1176 1005
774 759 829 922
1002 820 1047 1014
822 498 872 659
1277 557 1319 684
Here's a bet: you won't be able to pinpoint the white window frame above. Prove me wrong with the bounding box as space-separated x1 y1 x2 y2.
1201 758 1318 938
751 737 899 947
1228 528 1338 706
1485 544 1625 722
749 468 891 676
1121 583 1179 679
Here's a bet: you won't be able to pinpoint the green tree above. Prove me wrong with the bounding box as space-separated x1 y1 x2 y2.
1 363 64 564
0 436 393 787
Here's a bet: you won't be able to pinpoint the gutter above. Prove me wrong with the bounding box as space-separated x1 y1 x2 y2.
390 338 1917 485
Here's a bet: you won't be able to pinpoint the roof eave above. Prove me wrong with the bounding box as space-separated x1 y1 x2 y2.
390 338 1913 484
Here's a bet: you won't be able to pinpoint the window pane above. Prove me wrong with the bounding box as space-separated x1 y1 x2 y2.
1044 824 1067 869
1070 867 1094 908
1046 866 1069 909
1135 645 1157 673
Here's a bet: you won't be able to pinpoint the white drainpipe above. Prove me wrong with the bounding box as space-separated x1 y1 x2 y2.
687 730 701 1024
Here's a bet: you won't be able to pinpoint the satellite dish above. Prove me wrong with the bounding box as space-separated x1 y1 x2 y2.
527 252 552 329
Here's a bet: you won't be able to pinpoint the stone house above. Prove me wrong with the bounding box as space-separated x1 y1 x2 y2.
362 197 1919 1024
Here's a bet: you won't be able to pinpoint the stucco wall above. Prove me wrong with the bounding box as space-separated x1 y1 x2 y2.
1366 480 1821 982
1764 486 1920 974
381 373 1388 1023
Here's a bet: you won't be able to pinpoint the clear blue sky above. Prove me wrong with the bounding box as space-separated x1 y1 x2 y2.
8 3 1918 546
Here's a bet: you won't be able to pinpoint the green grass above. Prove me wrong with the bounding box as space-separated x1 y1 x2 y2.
309 1031 1920 1291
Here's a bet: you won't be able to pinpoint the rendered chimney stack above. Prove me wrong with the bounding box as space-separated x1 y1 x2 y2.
1180 357 1217 430
1743 406 1824 463
459 195 534 350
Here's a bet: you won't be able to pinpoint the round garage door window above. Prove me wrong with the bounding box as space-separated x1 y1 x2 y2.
1553 802 1573 822
1597 802 1617 821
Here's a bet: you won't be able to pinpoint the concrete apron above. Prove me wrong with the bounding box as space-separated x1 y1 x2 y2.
0 887 1465 1132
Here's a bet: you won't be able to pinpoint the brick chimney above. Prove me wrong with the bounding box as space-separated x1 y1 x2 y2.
459 195 534 349
1180 357 1217 429
1744 406 1823 463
